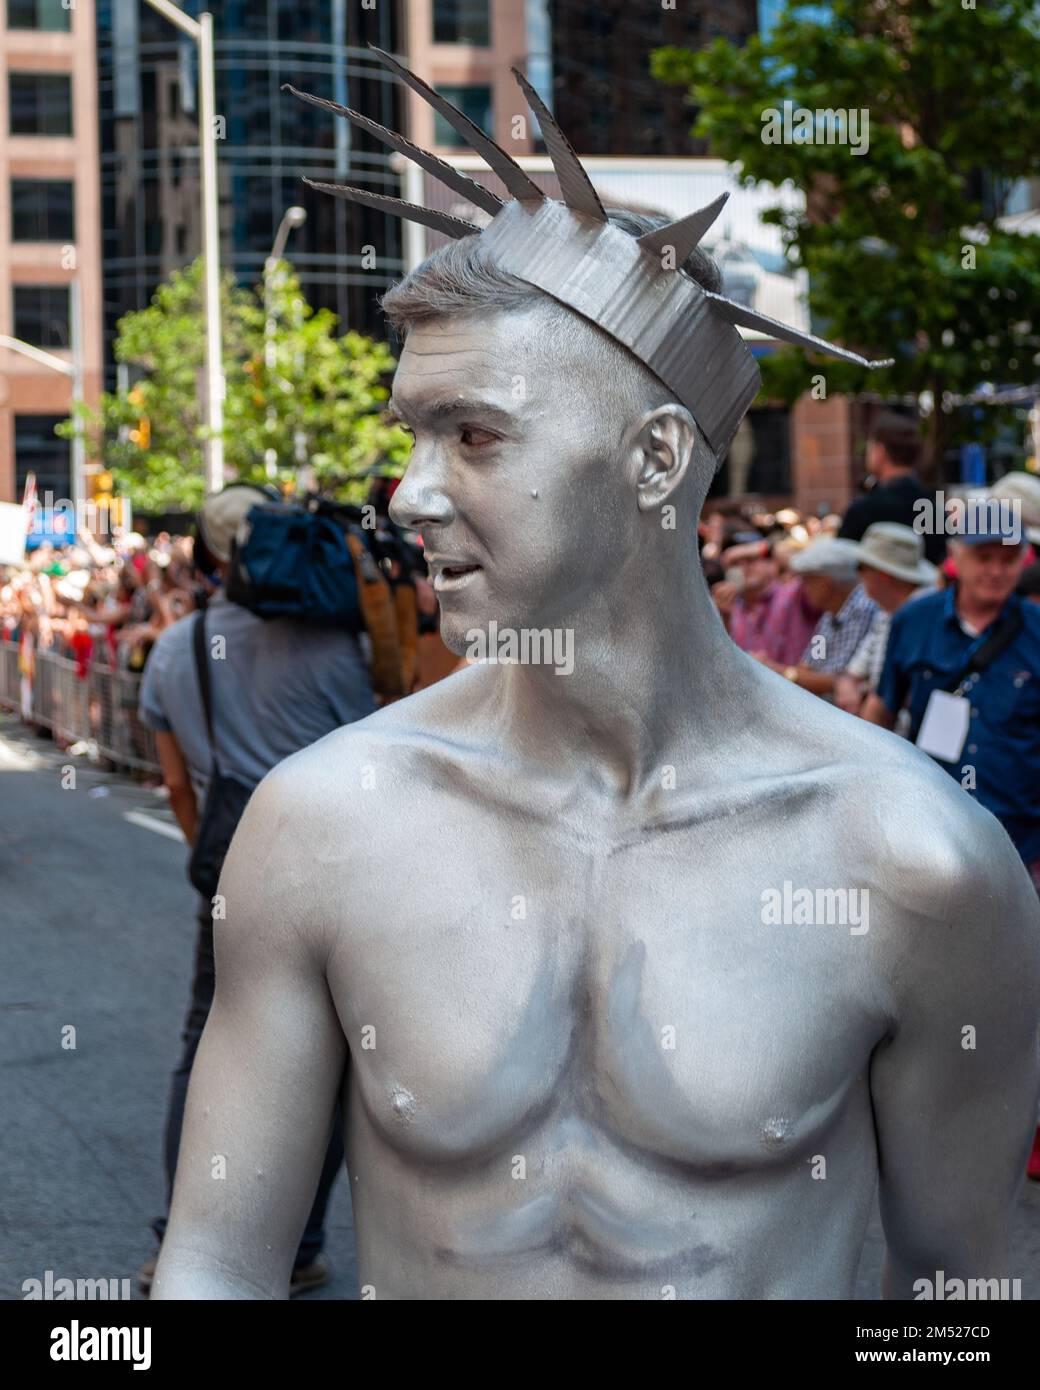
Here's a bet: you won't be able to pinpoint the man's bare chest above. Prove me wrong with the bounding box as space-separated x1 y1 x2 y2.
326 815 886 1174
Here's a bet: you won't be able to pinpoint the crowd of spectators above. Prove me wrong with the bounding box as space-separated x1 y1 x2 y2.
705 416 1040 894
1 529 197 668
0 528 198 740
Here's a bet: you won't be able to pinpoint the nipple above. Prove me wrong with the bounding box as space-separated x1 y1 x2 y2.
389 1086 417 1122
761 1117 791 1147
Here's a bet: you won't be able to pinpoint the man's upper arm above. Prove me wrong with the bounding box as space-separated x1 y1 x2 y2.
869 809 1040 1298
138 638 172 731
155 730 192 792
152 765 349 1299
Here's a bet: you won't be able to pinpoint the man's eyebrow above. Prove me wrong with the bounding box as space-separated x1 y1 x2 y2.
387 397 516 427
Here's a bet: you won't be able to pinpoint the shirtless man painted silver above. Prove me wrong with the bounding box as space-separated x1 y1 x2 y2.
151 54 1040 1301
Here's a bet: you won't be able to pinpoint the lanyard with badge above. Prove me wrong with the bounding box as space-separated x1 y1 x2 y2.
915 606 1023 762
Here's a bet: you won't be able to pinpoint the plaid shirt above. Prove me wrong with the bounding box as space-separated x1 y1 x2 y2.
728 579 820 668
846 586 933 691
801 583 879 673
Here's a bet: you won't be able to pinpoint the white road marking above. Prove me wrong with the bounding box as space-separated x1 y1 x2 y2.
0 736 41 771
122 809 184 843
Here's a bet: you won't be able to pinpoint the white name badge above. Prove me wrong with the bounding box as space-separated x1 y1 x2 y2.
915 690 970 762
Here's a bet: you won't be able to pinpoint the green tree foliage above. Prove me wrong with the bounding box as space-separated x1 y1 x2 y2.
652 0 1040 476
59 258 410 513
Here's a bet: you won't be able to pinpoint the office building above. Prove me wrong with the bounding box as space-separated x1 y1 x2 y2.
95 0 407 390
400 0 540 161
0 0 103 503
402 1 758 159
545 0 757 157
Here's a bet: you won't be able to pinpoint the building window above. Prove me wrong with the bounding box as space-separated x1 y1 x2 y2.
7 0 72 31
15 415 71 502
10 179 75 241
433 0 491 46
9 72 73 136
434 85 492 146
13 285 70 349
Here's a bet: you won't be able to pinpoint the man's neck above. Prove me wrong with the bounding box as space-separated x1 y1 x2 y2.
881 582 918 614
488 554 754 801
956 587 1009 634
826 584 856 616
877 464 914 487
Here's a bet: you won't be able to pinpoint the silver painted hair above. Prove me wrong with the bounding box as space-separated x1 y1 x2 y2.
381 206 723 326
381 208 723 472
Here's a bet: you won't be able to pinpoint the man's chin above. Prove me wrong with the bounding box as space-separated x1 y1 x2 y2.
438 608 531 659
438 606 489 658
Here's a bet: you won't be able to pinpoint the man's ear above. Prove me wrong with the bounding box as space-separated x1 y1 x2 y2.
630 405 698 513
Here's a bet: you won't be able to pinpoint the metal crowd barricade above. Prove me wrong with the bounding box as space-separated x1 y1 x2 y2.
0 639 18 711
0 638 161 775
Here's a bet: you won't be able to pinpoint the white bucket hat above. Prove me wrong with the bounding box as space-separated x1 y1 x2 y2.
787 536 861 583
987 472 1040 545
852 522 938 586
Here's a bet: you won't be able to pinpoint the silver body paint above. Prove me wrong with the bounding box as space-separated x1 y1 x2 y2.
152 313 1040 1301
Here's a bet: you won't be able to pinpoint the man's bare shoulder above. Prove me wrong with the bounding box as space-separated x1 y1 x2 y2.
788 692 1040 977
217 680 476 958
257 664 489 830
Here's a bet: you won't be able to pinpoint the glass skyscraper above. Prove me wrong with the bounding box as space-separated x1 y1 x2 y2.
95 0 405 386
544 0 758 157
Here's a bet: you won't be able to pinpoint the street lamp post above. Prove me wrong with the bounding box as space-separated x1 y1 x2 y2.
264 205 307 476
69 280 84 508
142 0 225 493
269 204 308 268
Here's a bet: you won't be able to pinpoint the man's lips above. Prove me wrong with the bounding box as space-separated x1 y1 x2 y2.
426 557 483 593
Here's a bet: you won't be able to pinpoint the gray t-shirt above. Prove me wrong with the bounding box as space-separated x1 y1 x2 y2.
138 591 375 789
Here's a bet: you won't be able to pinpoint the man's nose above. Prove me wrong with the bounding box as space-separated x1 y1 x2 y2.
388 449 455 532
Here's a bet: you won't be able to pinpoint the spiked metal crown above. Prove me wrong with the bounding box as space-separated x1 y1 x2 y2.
285 46 893 455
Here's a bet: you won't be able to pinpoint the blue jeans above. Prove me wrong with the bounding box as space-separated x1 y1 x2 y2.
152 900 345 1268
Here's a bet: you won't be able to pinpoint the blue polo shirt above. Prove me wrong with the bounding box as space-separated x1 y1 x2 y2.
877 589 1040 862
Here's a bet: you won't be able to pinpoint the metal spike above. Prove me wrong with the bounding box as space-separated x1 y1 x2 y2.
637 192 730 263
282 84 503 218
707 292 895 368
510 67 605 222
367 44 544 204
303 178 479 240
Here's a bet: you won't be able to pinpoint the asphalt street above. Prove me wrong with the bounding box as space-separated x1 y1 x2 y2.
2 713 1038 1302
0 714 356 1302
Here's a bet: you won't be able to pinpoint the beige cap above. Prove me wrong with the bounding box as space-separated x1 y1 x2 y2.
197 486 274 564
852 522 937 586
